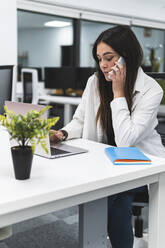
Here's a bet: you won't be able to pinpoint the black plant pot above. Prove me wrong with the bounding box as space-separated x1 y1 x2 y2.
11 146 33 180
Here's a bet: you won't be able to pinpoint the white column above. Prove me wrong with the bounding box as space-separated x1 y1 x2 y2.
148 172 165 248
0 0 17 65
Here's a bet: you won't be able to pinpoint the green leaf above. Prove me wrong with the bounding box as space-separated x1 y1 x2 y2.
0 105 59 153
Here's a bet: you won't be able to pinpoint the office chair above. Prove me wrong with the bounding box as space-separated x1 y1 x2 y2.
132 72 165 238
132 187 149 237
21 68 39 104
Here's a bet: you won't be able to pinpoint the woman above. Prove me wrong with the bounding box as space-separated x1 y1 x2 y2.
50 25 165 248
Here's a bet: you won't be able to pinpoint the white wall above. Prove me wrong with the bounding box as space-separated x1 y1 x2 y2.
0 0 17 65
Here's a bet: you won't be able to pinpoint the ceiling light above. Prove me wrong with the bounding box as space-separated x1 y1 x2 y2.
44 20 71 28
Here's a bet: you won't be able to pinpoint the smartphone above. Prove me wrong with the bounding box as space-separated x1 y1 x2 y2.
108 56 125 80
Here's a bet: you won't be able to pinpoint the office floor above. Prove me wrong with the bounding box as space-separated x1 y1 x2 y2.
0 206 79 248
0 205 148 248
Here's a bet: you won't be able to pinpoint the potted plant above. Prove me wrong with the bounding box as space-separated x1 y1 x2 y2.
0 105 59 180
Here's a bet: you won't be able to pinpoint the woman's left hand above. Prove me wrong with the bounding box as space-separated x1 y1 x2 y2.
110 61 126 98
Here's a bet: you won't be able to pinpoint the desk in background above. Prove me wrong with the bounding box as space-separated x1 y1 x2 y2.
1 127 165 247
16 81 45 101
38 94 81 125
16 81 165 127
16 82 81 125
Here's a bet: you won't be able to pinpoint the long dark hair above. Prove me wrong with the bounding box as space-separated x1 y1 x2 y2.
92 25 143 143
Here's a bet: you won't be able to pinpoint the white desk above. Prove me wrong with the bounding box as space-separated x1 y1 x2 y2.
38 94 81 125
1 127 165 247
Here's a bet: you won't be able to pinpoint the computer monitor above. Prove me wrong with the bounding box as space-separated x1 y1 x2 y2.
0 65 14 114
75 67 95 90
44 67 77 91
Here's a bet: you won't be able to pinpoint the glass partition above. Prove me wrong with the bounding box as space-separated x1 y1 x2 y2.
17 10 73 80
80 21 165 72
18 11 165 75
132 26 164 72
80 20 114 67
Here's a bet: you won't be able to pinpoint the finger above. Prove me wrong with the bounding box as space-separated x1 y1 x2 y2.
112 66 120 75
108 70 117 81
49 129 57 136
108 70 114 79
49 130 62 142
56 132 63 139
116 62 126 80
115 61 123 70
121 65 126 80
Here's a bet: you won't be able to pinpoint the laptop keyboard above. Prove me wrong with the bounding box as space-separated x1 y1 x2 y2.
50 147 70 156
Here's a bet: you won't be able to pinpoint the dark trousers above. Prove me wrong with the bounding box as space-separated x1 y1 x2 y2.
107 192 134 248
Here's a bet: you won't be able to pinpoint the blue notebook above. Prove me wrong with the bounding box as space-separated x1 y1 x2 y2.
105 147 151 165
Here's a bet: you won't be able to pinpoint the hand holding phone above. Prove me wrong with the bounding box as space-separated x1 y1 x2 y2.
108 56 125 80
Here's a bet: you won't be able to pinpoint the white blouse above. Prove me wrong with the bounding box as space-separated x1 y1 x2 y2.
63 67 165 158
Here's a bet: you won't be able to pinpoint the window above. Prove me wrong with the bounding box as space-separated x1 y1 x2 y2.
17 10 73 80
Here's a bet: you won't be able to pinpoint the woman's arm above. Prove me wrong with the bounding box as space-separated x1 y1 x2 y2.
111 82 163 147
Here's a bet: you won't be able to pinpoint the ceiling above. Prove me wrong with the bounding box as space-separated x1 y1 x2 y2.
18 0 165 29
32 0 165 23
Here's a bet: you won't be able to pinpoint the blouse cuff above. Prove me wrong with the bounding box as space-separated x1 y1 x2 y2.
110 97 128 111
60 129 68 141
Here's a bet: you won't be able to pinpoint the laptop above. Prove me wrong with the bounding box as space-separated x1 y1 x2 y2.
5 101 88 159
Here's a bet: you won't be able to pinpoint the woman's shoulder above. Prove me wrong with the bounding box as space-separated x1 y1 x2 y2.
86 72 98 89
144 72 163 93
139 68 163 94
87 72 98 83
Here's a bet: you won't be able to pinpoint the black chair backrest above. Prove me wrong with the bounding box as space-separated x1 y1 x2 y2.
22 71 33 103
